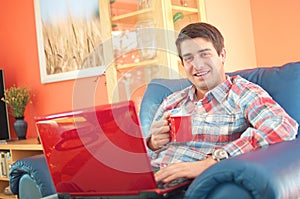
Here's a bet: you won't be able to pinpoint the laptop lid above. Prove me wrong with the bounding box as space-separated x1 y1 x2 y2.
35 100 161 197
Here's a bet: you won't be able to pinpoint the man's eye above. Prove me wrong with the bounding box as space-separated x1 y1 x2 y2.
200 52 209 57
183 56 193 62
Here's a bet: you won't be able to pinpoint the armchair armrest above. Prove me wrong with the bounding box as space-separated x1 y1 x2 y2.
9 154 56 197
185 139 300 199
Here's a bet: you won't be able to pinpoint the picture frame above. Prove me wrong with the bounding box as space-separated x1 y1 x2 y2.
34 0 105 84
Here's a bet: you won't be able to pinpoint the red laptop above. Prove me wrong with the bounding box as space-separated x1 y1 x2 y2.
35 100 191 198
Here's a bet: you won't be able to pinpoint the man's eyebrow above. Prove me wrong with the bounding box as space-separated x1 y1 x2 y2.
197 48 211 53
182 48 211 57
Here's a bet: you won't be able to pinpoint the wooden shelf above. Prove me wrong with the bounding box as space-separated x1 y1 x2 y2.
116 59 158 70
0 138 43 199
0 138 42 151
111 6 198 25
103 0 206 102
0 177 8 182
111 8 152 24
0 193 16 199
172 5 199 15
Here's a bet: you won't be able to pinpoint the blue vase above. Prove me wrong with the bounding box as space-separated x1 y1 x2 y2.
13 118 28 140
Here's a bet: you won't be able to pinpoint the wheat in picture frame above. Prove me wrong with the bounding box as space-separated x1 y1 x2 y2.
34 0 106 83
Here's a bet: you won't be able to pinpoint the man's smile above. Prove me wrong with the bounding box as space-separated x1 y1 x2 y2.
193 70 210 78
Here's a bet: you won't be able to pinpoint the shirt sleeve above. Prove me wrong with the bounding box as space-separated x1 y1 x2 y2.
145 88 191 153
223 82 299 156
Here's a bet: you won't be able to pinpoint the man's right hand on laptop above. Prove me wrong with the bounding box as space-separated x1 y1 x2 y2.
155 158 217 183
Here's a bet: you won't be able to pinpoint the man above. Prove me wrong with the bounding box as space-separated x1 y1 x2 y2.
147 22 298 184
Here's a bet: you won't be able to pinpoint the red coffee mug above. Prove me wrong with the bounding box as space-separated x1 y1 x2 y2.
169 115 192 142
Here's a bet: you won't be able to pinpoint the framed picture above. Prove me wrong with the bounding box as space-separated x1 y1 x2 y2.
34 0 105 83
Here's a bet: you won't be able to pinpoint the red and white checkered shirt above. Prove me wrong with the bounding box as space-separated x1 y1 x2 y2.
149 75 298 167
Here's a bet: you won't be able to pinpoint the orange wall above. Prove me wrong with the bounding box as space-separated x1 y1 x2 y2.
205 0 257 72
250 0 300 66
0 0 108 138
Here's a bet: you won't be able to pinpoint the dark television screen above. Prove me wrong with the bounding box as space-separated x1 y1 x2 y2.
0 70 10 140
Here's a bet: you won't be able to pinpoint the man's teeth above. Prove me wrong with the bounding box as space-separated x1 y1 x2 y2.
195 71 209 76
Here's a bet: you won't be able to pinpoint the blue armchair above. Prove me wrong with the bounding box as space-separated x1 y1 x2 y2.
10 62 300 199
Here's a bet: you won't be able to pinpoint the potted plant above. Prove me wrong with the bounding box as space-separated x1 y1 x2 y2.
1 85 31 139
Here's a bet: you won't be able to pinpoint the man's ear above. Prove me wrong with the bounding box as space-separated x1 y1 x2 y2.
220 48 226 65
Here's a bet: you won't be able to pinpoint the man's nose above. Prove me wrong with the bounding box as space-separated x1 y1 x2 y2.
191 56 205 70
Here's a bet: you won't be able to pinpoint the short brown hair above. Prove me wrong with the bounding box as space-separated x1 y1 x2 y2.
175 22 224 62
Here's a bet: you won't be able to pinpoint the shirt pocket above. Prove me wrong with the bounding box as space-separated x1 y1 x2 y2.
192 114 241 143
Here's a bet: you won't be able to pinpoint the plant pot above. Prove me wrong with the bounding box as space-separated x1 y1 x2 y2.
13 117 28 140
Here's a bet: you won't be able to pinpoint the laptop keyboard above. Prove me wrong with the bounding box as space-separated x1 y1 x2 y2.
152 166 190 190
156 177 189 190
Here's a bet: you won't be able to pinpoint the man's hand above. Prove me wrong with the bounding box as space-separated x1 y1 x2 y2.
147 112 171 151
155 156 217 183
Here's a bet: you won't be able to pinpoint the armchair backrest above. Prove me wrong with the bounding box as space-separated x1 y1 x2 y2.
139 62 300 137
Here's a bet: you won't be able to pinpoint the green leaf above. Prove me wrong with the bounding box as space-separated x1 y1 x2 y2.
173 12 184 23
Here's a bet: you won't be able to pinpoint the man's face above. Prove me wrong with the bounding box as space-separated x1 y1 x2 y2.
180 37 226 96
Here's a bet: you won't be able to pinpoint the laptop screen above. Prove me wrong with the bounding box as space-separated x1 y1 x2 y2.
36 100 157 196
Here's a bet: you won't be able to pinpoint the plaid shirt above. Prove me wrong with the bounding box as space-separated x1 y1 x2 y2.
149 75 298 167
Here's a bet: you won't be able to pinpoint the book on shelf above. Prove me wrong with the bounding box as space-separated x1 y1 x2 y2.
0 151 10 178
0 138 20 144
0 139 7 144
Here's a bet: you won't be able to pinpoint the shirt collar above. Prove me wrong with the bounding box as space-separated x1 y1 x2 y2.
188 75 233 103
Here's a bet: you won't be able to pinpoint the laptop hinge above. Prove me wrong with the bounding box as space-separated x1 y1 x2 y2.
44 185 188 199
51 192 168 199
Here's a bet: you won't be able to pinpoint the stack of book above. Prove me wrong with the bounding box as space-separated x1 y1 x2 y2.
0 151 10 178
